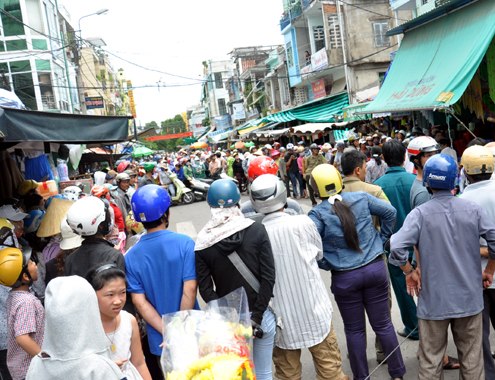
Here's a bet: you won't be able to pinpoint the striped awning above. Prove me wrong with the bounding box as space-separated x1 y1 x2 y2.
262 92 349 123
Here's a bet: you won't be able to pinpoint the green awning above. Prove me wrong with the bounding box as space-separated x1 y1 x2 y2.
364 0 495 114
262 92 349 123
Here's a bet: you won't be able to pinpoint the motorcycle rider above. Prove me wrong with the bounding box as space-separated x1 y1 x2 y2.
112 172 132 220
158 164 175 197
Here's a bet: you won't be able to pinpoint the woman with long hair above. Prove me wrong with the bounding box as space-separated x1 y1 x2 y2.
308 164 405 380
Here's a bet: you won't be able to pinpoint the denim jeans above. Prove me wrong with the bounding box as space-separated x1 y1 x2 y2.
288 172 302 197
253 308 276 380
331 258 406 380
166 184 175 197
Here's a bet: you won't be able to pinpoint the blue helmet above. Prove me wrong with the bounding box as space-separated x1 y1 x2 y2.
131 184 171 223
207 179 240 208
423 153 457 190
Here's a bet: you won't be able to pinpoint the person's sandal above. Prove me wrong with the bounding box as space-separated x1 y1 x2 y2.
443 355 460 370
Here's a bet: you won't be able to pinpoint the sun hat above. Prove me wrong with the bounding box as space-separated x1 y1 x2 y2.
0 205 28 222
36 198 74 238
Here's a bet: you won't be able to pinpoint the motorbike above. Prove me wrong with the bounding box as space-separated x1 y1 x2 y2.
189 177 210 202
166 172 195 205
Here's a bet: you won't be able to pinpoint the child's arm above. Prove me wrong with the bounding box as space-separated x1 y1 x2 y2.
15 334 41 357
129 314 152 380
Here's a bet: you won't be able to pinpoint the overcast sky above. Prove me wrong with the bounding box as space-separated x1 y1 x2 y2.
62 1 284 125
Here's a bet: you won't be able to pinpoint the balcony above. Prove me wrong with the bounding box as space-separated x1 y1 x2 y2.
280 1 303 31
389 0 415 11
41 95 57 110
280 13 290 30
302 0 314 9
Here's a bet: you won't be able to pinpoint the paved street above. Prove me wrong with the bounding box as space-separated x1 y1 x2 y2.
168 196 494 379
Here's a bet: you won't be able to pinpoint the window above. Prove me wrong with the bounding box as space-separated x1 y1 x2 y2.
422 0 429 4
327 14 342 49
6 39 27 51
13 72 36 110
372 21 390 48
10 60 30 73
286 42 294 68
35 59 51 71
1 0 25 36
214 72 223 89
32 39 48 50
313 25 325 52
218 98 227 115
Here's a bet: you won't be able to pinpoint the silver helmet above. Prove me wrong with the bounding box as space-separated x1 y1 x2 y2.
250 174 287 214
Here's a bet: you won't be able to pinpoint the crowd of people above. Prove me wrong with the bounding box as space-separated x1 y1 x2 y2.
1 122 495 380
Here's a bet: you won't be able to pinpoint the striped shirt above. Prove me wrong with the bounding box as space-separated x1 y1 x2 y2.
262 212 333 349
7 290 44 380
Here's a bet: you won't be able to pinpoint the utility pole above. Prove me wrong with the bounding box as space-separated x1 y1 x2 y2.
337 0 353 103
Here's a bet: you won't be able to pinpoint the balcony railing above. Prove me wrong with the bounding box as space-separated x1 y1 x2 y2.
280 13 290 30
41 95 57 110
435 0 451 6
290 2 302 21
302 0 314 9
280 1 303 31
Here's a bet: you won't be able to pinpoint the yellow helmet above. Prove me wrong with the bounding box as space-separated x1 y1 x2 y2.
310 164 343 198
17 179 39 196
461 145 494 175
0 218 17 247
0 247 24 287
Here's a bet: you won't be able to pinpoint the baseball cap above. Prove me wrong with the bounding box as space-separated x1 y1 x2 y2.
0 205 28 222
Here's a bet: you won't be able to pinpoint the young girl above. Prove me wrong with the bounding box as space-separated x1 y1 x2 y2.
88 264 152 380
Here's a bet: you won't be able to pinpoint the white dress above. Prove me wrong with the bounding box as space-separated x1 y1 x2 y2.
106 310 143 380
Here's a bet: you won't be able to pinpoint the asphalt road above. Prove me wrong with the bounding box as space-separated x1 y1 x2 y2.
167 195 494 379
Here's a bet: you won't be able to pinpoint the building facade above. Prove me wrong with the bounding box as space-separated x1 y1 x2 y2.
279 0 411 105
0 0 79 112
200 59 233 130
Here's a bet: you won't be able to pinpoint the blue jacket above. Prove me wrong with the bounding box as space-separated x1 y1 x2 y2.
309 192 396 271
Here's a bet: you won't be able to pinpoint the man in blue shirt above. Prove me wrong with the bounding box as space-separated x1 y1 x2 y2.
374 140 419 340
390 154 495 379
125 185 197 379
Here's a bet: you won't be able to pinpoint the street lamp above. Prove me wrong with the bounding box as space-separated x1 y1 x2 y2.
78 8 109 39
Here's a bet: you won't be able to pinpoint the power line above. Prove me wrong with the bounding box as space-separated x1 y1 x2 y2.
338 0 411 23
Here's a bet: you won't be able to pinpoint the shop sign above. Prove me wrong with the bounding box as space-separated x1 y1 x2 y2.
311 79 326 99
85 96 104 109
232 103 246 120
311 48 328 71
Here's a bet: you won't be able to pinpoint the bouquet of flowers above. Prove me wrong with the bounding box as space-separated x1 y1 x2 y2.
161 288 255 380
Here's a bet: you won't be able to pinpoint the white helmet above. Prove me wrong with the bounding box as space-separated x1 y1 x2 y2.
407 136 439 159
66 197 108 237
286 143 294 150
250 174 287 214
63 186 82 201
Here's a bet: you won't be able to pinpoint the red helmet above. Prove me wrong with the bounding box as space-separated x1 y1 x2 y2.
270 149 281 159
247 156 279 182
90 185 109 199
117 161 130 173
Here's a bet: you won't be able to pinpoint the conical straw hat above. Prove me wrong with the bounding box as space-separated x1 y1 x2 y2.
36 198 74 237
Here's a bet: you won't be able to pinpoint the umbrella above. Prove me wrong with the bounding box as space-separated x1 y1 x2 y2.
244 141 255 148
234 141 245 149
132 146 153 158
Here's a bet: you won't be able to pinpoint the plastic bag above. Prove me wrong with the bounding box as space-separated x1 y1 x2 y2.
161 288 255 380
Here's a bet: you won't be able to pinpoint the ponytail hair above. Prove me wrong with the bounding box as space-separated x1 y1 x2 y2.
371 146 382 166
333 199 362 253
